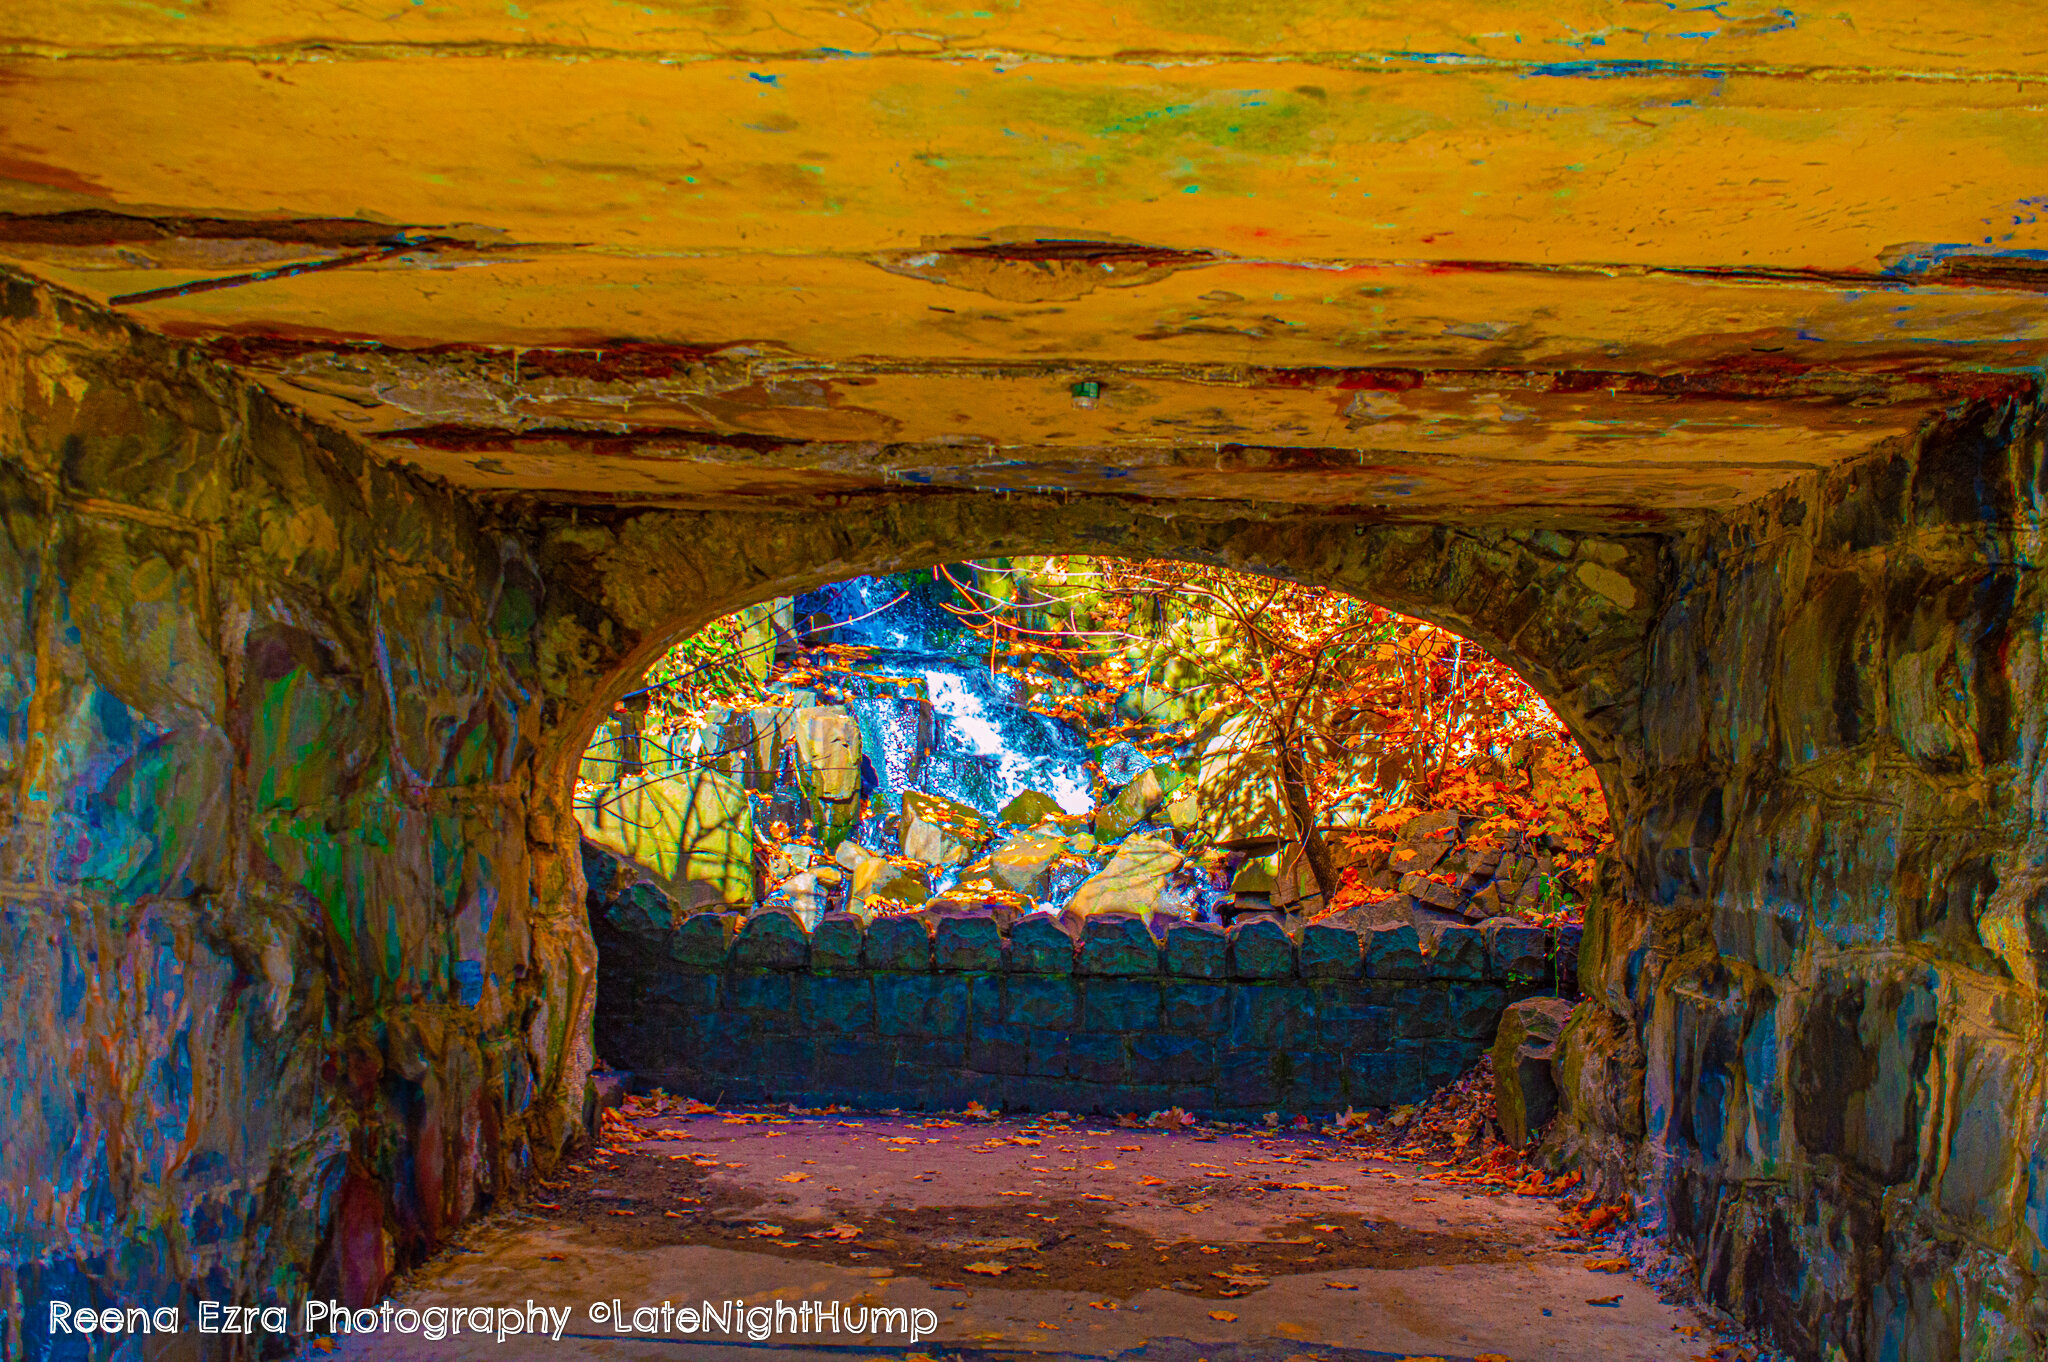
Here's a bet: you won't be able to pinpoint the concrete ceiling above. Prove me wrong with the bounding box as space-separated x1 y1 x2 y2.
2 1 2042 526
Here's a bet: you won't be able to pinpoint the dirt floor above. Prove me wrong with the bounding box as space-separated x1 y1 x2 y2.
324 1103 1741 1362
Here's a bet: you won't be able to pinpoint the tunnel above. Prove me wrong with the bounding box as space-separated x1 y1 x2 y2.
2 8 2046 1358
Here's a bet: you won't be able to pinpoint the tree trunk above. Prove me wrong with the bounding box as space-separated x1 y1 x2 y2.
1276 740 1339 903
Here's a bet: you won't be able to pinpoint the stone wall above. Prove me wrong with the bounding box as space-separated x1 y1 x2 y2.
0 276 590 1352
1558 398 2048 1360
587 846 1570 1118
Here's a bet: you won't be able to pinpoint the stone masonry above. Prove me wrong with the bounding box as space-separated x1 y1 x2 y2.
588 844 1566 1118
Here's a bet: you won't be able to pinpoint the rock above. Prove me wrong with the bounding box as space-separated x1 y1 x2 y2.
576 768 754 905
932 912 1005 971
1196 714 1288 848
1553 1003 1646 1140
1069 832 1098 855
1271 841 1320 909
990 830 1065 897
734 907 810 969
1008 914 1077 973
925 885 1028 930
1165 785 1203 834
1387 837 1453 878
846 853 930 920
1077 913 1161 974
1096 762 1183 842
1065 834 1185 926
901 790 991 867
1231 852 1278 896
1401 809 1463 841
1492 997 1578 1147
789 706 864 843
765 868 836 928
999 789 1065 828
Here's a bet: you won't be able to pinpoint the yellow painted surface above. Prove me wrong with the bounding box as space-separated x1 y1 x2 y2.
0 1 2040 521
5 0 2043 76
5 56 2046 269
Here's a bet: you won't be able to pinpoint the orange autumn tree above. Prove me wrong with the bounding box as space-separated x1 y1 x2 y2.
943 557 1612 907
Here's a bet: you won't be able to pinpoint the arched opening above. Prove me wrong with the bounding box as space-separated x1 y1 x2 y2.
567 554 1610 1128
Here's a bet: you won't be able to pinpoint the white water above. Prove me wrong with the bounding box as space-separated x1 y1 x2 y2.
921 668 1094 814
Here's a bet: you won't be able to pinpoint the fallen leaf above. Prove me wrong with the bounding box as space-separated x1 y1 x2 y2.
1094 1162 1117 1170
1208 1312 1238 1323
1083 1193 1115 1202
804 1224 862 1240
1586 1294 1623 1307
964 1262 1011 1276
1325 1282 1359 1291
748 1225 786 1237
778 1172 809 1183
1089 1301 1118 1311
1411 1196 1436 1203
1586 1258 1631 1273
1476 1355 1511 1362
1140 1176 1169 1186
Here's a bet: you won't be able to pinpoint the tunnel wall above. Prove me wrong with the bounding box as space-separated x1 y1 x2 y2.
586 846 1573 1118
1558 399 2048 1360
0 278 591 1350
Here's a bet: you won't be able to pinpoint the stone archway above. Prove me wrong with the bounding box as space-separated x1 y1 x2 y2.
5 269 2045 1361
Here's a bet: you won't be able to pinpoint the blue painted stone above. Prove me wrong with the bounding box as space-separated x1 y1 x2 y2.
1300 921 1362 978
670 912 739 968
1008 915 1077 974
969 1021 1031 1076
1082 977 1161 1031
1445 982 1511 1041
1428 924 1486 980
810 912 865 972
1067 1032 1129 1084
1004 975 1078 1029
1131 1032 1214 1085
1395 984 1450 1039
866 914 934 972
1165 921 1228 978
934 913 1004 972
726 970 793 1013
1218 1051 1284 1107
1079 914 1160 975
799 974 873 1034
734 908 810 970
1364 922 1425 979
1488 922 1551 980
1162 981 1228 1035
1229 918 1296 979
1022 1030 1072 1078
927 975 971 1039
875 973 939 1036
1311 982 1392 1050
1228 983 1311 1047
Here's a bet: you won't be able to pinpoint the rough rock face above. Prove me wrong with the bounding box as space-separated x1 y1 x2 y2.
1551 402 2048 1360
0 280 590 1326
1491 997 1577 1147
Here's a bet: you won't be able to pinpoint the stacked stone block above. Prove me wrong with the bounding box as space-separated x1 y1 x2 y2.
593 875 1566 1117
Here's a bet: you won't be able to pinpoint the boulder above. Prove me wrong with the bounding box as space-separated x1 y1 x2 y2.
790 706 864 843
999 788 1065 828
842 849 930 920
990 829 1066 897
576 768 754 905
1065 834 1184 926
925 885 1028 930
1095 762 1183 842
1491 997 1578 1147
1196 713 1288 848
901 790 991 868
1164 784 1203 834
765 867 837 928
